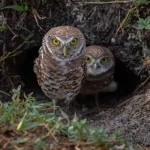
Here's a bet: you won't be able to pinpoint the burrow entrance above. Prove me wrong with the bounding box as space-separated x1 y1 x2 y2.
18 47 141 108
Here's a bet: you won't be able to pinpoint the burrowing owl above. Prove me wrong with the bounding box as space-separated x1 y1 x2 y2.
81 45 117 95
34 26 85 107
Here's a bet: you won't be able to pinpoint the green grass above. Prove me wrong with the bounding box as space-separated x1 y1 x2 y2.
0 86 139 150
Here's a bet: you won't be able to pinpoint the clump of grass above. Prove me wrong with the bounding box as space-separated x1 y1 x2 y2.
0 85 137 149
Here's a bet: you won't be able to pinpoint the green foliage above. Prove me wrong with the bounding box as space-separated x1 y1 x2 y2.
32 139 47 150
137 16 150 30
1 4 28 12
136 0 150 5
0 86 134 149
41 0 47 4
0 33 35 62
145 49 150 55
68 119 89 141
20 33 35 45
12 137 29 144
0 24 7 32
67 119 127 147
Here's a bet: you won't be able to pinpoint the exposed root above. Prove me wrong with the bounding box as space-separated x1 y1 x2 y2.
32 7 46 30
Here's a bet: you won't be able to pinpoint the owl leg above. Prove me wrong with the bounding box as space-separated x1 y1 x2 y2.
94 94 100 112
64 100 71 114
52 99 57 113
64 97 76 114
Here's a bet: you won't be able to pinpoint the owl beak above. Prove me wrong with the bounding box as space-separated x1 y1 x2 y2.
93 63 97 70
63 46 68 56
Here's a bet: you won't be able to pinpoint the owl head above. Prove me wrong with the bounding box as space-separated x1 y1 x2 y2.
85 46 115 81
43 26 85 61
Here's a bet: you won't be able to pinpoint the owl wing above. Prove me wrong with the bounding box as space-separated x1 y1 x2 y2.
33 47 43 85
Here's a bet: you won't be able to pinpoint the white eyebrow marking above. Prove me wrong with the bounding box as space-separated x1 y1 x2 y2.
56 37 65 44
66 36 74 43
56 36 75 44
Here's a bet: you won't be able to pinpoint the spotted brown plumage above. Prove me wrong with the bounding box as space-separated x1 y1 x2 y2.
34 26 86 105
81 45 117 95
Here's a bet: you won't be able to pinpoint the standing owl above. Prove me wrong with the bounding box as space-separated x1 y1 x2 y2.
34 26 85 107
81 45 117 95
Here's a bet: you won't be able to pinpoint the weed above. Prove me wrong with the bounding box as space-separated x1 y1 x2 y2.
68 119 89 141
137 16 150 30
32 139 47 150
0 86 134 149
0 33 35 62
1 3 28 12
0 24 7 32
116 0 150 33
136 0 150 5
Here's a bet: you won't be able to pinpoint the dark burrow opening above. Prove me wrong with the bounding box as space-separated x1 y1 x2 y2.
18 47 141 108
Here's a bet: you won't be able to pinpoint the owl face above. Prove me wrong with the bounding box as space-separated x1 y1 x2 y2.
43 26 85 61
85 46 115 81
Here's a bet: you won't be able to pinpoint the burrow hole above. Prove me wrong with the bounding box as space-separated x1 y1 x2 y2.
18 47 140 108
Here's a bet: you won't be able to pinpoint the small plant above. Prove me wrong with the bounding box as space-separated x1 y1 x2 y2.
116 0 150 33
20 33 35 45
1 3 28 12
32 139 47 150
136 0 150 5
0 24 7 32
146 49 150 55
68 119 89 141
0 33 35 62
41 0 47 4
137 16 150 30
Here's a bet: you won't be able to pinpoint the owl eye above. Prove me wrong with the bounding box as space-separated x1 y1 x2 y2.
100 57 108 63
70 38 78 46
52 38 60 46
85 57 91 63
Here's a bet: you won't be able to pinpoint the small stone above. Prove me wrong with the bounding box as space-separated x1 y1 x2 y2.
111 38 116 43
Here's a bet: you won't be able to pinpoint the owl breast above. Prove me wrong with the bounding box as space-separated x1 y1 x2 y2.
34 47 85 102
81 71 114 95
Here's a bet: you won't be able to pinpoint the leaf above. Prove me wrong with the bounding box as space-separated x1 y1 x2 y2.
1 5 28 12
145 17 150 25
23 122 39 131
0 90 11 96
146 50 150 55
0 25 7 32
136 0 150 5
137 24 145 30
17 112 27 132
145 24 150 30
12 138 29 144
138 18 144 24
20 34 26 40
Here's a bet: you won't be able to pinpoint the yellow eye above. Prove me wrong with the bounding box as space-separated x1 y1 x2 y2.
52 38 60 46
85 57 91 63
70 38 78 46
100 57 108 63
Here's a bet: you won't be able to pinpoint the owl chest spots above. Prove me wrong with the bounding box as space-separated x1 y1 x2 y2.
40 62 84 100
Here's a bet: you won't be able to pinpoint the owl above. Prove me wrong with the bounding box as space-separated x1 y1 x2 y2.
81 45 117 95
34 26 85 107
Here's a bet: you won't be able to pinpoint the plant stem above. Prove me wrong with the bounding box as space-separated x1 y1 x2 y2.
81 0 135 4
